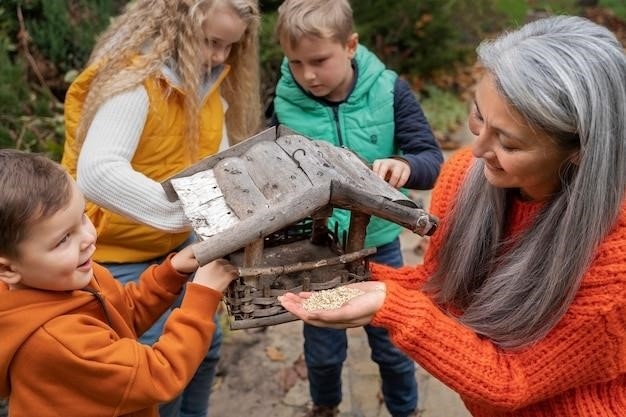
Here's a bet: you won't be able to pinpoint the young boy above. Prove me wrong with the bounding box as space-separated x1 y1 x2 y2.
273 1 443 416
0 149 238 417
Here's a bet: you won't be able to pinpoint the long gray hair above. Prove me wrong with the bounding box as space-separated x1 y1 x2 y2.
426 16 626 348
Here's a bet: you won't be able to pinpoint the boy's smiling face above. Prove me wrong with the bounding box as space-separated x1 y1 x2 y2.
0 181 97 291
283 33 358 102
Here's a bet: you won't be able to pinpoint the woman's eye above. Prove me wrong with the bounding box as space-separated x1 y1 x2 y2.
499 138 517 151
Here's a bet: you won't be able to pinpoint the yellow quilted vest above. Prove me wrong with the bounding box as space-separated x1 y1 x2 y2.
62 65 229 262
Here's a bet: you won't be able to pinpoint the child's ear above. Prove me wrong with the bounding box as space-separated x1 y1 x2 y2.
0 257 22 286
346 33 359 58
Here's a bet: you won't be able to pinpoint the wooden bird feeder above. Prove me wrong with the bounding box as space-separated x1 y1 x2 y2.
162 126 438 329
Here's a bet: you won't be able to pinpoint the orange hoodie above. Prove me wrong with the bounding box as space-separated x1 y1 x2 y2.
0 255 222 417
372 148 626 416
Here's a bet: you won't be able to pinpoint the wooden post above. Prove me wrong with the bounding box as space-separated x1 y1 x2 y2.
310 206 332 245
346 212 370 253
243 239 264 268
345 212 370 277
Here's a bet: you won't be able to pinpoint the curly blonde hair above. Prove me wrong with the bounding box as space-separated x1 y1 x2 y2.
76 0 261 153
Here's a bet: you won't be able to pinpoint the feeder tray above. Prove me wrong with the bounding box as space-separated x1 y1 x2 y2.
162 126 438 329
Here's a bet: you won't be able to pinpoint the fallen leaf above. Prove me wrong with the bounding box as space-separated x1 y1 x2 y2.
266 345 286 361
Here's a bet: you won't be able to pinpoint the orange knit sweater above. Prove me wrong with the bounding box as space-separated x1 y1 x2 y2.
371 149 626 416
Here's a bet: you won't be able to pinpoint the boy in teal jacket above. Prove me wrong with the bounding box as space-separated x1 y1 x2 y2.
272 1 443 416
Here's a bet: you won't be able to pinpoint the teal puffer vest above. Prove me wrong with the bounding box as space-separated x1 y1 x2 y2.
275 45 404 249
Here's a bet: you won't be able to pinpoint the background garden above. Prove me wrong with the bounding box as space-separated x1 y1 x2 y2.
0 0 625 159
0 2 625 416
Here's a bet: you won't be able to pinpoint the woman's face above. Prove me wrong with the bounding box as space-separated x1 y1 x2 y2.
469 74 576 201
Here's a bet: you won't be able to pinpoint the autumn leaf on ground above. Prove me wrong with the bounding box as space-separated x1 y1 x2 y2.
276 367 299 392
276 354 308 392
266 345 286 361
293 354 308 379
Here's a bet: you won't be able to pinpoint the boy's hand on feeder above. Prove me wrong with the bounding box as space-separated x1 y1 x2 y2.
372 158 410 189
170 245 200 275
278 281 387 329
192 259 239 292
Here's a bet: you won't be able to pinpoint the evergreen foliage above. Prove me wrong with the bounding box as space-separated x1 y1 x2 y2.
0 0 623 158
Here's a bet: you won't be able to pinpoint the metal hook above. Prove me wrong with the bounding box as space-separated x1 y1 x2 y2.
291 148 306 169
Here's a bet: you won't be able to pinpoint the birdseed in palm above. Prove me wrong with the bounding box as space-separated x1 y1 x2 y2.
302 286 365 311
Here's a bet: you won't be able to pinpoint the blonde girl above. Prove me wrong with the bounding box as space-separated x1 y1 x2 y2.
61 1 261 416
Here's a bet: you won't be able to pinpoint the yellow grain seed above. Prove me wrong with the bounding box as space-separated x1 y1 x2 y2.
302 286 365 311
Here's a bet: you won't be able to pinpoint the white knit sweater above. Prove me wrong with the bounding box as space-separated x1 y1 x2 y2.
76 73 228 232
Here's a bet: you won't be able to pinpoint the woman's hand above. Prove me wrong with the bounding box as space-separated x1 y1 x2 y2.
278 281 387 329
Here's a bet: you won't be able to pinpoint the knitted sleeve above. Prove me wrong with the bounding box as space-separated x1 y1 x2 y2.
76 86 190 232
372 148 472 290
371 154 626 410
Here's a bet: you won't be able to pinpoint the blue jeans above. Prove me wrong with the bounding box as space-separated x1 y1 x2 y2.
303 238 417 417
105 249 222 417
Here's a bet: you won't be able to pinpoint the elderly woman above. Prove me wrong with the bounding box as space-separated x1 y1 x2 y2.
280 15 626 417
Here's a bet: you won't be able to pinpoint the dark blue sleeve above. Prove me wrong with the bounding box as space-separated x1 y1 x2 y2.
393 78 443 190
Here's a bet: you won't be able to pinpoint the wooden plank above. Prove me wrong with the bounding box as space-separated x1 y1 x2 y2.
276 136 411 205
241 141 312 203
229 312 297 330
279 137 369 191
161 126 278 201
275 135 341 187
237 248 376 277
316 140 411 202
213 156 269 219
170 169 239 239
309 140 371 188
191 185 331 265
330 181 438 236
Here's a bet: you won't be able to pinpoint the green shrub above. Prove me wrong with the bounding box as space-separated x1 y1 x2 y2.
353 0 506 78
419 84 468 137
259 11 283 117
495 0 580 26
1 0 623 158
12 0 123 75
0 5 30 149
600 0 626 19
0 0 124 158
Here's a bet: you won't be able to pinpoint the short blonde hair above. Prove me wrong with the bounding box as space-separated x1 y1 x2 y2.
275 0 353 49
